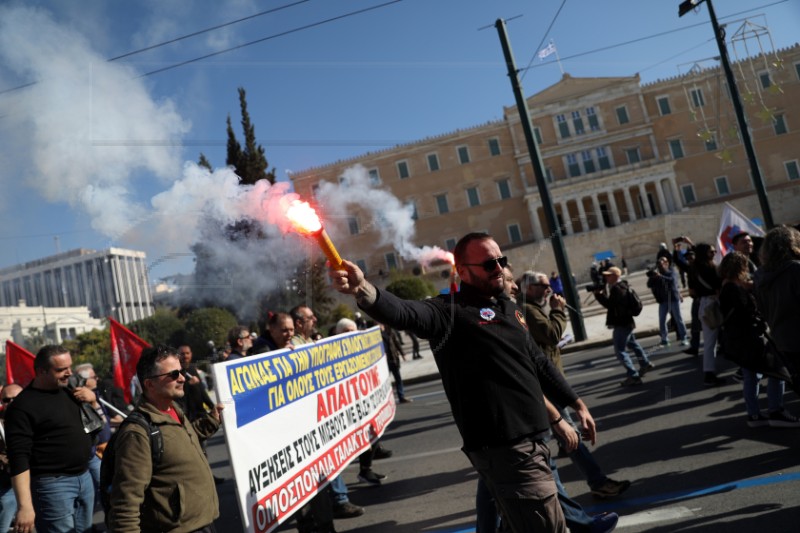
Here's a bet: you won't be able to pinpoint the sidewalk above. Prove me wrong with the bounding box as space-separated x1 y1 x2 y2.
399 294 695 385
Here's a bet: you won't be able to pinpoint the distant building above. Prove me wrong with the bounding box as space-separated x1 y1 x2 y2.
290 43 800 285
0 248 154 324
0 301 105 355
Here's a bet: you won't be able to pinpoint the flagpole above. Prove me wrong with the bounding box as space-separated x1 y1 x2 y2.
99 397 128 419
552 40 565 75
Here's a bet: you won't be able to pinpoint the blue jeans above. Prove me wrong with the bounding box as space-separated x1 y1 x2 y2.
659 298 687 342
31 470 94 533
742 370 784 417
329 475 349 505
699 296 719 373
560 408 607 490
612 326 650 377
0 484 17 533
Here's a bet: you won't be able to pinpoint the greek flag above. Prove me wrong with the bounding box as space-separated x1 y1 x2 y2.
538 42 557 60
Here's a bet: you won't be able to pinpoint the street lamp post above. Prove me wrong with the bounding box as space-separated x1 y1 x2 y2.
679 0 775 229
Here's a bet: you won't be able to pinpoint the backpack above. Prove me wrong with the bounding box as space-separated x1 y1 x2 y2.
625 285 643 316
99 410 163 514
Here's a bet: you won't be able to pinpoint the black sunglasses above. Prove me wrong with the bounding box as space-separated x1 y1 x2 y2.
462 256 508 273
147 369 182 381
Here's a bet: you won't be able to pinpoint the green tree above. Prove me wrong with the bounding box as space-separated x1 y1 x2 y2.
128 308 185 347
197 153 213 171
22 327 47 353
183 307 238 361
63 326 114 379
226 87 276 185
385 276 438 301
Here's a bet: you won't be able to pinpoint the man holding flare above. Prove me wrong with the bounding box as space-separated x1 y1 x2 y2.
328 232 597 533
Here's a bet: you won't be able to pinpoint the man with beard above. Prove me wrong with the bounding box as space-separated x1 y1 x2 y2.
330 232 596 533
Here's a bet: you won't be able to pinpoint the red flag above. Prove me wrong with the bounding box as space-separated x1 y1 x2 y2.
5 340 36 387
109 317 150 404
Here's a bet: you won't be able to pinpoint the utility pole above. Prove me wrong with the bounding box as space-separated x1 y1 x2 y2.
495 18 586 341
679 0 775 228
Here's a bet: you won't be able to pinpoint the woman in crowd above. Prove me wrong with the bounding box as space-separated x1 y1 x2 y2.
691 243 724 386
718 251 799 428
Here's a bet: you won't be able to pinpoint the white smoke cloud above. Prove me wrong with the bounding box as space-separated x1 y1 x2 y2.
0 4 189 238
316 165 452 266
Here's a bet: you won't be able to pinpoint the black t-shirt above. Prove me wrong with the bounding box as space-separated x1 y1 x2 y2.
5 386 93 477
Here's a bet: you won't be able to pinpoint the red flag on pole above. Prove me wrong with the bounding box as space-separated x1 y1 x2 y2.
109 317 150 404
5 340 36 387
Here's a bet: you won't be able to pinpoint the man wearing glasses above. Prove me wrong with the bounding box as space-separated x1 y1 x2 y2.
6 346 102 533
226 326 253 361
107 345 222 533
331 232 596 533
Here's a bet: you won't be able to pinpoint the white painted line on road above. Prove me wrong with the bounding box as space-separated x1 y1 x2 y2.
617 506 696 528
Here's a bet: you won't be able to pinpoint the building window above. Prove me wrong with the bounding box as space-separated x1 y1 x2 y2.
616 106 629 125
466 187 480 207
545 167 554 183
657 96 671 116
368 168 381 185
785 160 800 181
597 147 611 170
715 176 730 196
690 87 705 107
445 238 457 251
507 224 522 244
582 150 596 174
705 134 718 151
759 71 772 89
668 139 685 159
347 217 360 235
795 62 800 80
572 111 585 135
407 200 418 220
396 160 410 179
427 153 440 172
773 114 787 135
534 127 543 145
625 147 641 164
338 175 348 187
385 252 398 271
356 259 368 275
566 154 581 177
556 114 570 138
681 184 696 204
435 194 449 214
311 183 320 198
488 138 501 156
497 178 511 200
586 107 600 131
457 145 470 164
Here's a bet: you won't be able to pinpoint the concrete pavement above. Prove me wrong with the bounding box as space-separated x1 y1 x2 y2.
399 274 695 385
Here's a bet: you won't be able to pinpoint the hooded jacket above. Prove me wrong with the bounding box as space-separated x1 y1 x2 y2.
754 260 800 354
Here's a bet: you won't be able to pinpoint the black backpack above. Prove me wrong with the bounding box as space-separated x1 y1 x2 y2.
99 410 163 515
626 285 644 316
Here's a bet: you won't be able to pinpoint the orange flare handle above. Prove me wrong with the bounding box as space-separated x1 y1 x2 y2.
314 229 343 269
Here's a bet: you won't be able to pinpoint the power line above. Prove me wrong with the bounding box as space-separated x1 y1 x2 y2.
520 0 568 82
139 0 405 77
108 0 311 61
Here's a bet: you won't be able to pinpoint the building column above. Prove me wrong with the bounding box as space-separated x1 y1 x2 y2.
669 176 684 210
606 190 621 226
560 201 574 235
623 187 637 222
654 180 668 214
576 197 589 233
527 201 545 241
591 193 605 229
638 184 653 217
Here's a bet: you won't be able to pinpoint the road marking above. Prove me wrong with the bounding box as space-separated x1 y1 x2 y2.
617 506 696 527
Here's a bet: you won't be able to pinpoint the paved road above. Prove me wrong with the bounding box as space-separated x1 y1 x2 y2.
204 335 800 532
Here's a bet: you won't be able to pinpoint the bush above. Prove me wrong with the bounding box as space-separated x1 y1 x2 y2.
385 276 437 301
183 308 239 361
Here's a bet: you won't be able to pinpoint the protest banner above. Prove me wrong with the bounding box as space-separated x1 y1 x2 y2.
212 326 395 533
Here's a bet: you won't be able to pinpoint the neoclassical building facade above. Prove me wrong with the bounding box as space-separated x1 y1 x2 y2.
291 44 800 284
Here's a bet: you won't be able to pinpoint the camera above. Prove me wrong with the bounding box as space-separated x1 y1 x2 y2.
584 283 605 293
66 374 87 391
645 267 658 278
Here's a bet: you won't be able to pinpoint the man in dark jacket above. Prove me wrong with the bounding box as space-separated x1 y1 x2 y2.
594 267 654 386
331 232 596 533
107 345 222 533
647 257 689 347
6 345 104 533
